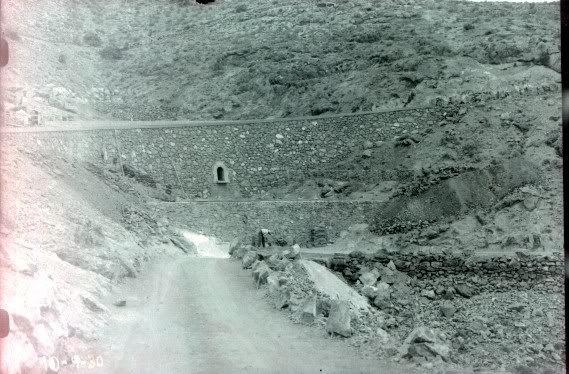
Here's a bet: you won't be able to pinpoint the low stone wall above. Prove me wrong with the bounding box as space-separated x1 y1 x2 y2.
329 250 564 293
156 200 387 246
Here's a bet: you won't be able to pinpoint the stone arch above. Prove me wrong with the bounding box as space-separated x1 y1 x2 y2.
213 161 229 184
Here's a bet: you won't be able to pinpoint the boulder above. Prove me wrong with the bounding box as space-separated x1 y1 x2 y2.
362 149 372 158
283 244 301 260
299 295 317 324
299 260 369 312
363 140 374 149
228 237 242 256
443 287 456 300
373 296 391 310
376 327 391 344
440 302 456 318
404 326 437 344
373 287 391 310
274 289 291 309
276 258 291 271
421 290 436 300
407 342 451 361
359 270 379 286
267 275 280 294
400 326 451 362
376 281 390 292
325 300 352 337
265 254 282 270
361 285 378 299
455 284 474 298
252 262 271 286
242 251 258 269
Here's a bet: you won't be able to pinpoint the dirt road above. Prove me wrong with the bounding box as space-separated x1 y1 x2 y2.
91 256 414 374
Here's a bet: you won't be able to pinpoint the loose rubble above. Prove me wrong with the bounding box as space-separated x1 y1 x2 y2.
232 236 565 374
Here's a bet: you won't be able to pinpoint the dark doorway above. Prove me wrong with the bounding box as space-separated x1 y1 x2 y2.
217 166 225 182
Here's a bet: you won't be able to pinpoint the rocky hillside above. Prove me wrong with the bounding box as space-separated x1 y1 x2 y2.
1 0 561 122
0 138 196 373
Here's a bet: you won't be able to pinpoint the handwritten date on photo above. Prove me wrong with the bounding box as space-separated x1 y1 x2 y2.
41 355 104 371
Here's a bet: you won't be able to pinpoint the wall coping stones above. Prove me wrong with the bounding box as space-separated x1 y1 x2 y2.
0 105 433 134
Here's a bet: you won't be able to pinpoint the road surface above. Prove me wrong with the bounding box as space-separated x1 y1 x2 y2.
90 256 414 374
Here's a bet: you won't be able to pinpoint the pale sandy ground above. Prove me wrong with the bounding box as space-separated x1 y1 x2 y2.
85 255 421 374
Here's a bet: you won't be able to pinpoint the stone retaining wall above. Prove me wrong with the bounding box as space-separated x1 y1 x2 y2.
1 105 444 198
156 200 387 246
329 250 564 293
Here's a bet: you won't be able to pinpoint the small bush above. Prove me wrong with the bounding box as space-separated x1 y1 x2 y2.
462 139 481 159
83 32 103 47
235 4 248 13
464 23 475 31
99 45 123 60
58 54 67 64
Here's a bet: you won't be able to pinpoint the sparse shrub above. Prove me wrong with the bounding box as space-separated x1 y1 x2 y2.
462 139 481 159
235 4 247 13
83 32 103 47
99 45 123 60
58 54 67 64
5 30 21 41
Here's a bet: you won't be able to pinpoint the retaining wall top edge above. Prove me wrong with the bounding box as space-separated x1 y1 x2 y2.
0 105 434 133
156 200 386 204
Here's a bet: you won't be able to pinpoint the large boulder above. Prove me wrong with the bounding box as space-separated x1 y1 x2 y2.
455 284 474 298
299 260 369 312
373 289 392 310
242 251 258 269
252 261 272 286
283 244 301 260
361 285 378 299
359 270 379 286
325 300 352 337
400 326 451 362
265 254 282 270
228 237 242 256
440 302 457 318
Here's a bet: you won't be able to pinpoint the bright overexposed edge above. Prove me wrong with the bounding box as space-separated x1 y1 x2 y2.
463 0 557 2
182 231 230 258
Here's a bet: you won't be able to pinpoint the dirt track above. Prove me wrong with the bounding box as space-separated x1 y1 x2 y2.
91 256 415 374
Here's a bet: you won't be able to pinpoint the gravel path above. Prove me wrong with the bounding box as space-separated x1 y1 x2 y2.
87 256 419 374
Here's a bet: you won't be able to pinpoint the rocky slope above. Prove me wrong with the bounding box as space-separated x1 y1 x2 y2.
1 0 561 122
0 139 192 373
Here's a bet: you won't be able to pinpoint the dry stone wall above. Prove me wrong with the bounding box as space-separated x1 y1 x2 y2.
329 250 564 293
1 106 444 197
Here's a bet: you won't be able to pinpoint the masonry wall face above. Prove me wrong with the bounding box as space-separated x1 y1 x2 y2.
2 106 444 198
157 201 387 246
